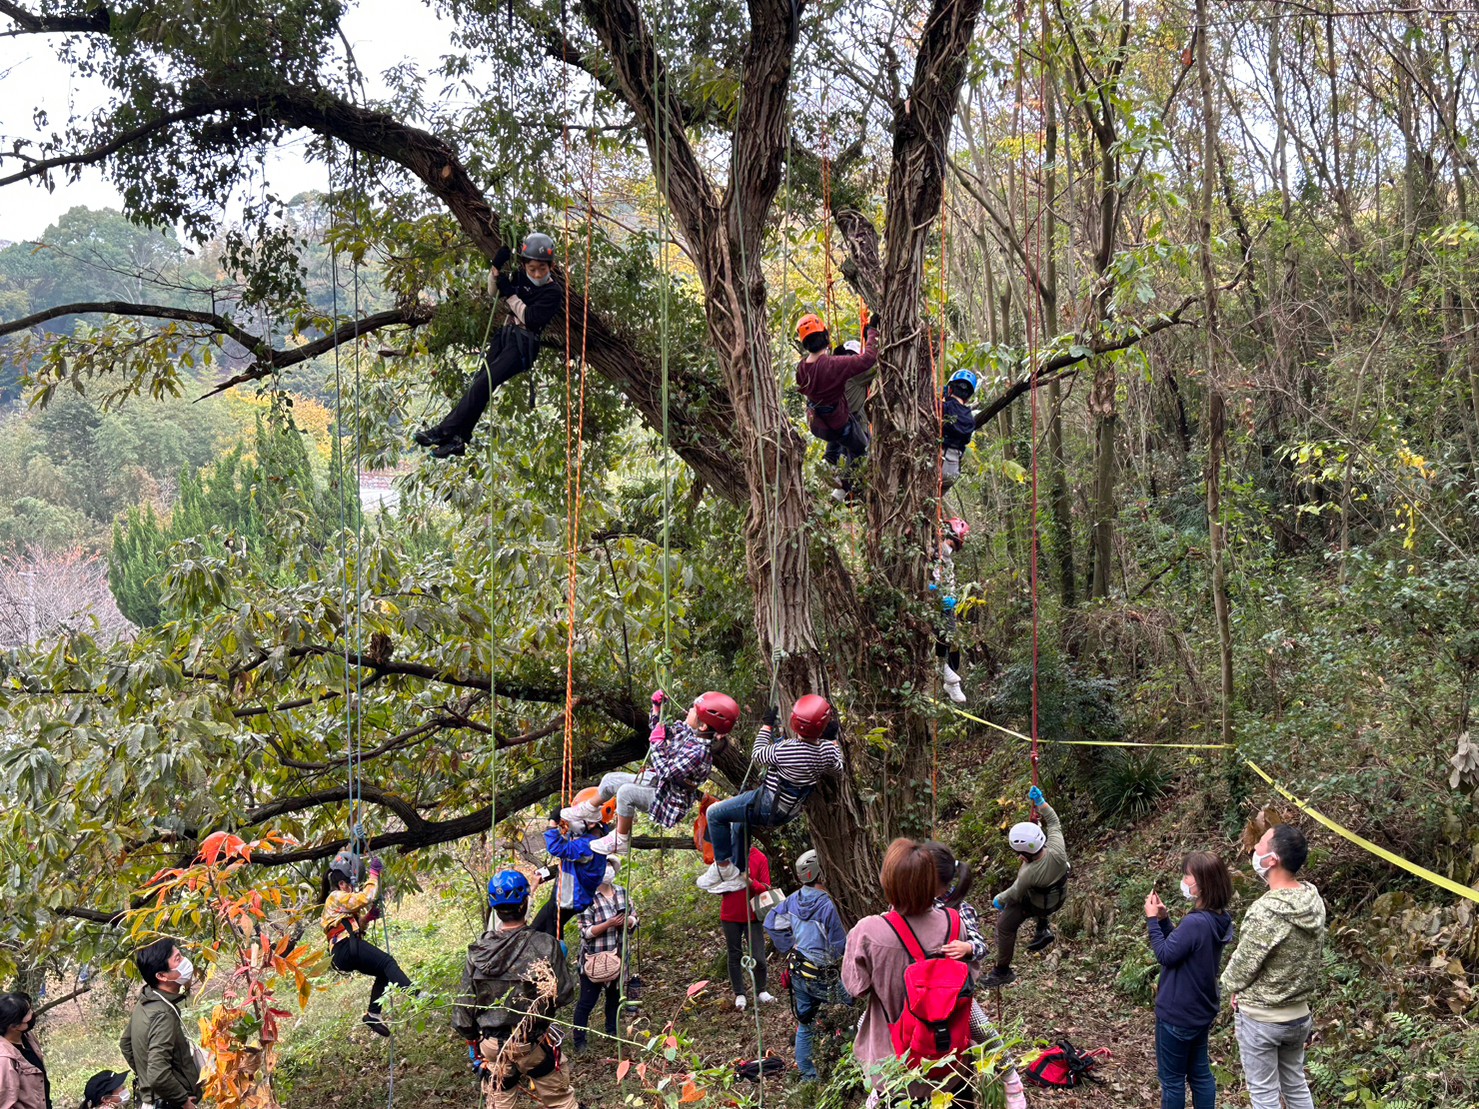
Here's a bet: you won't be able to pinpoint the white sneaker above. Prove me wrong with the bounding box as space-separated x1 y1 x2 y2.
695 862 723 890
564 800 603 823
942 664 961 685
830 487 847 503
709 863 750 894
589 830 629 856
944 679 966 704
734 995 747 1010
758 991 777 1004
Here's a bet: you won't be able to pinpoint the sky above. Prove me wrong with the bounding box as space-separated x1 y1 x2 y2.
0 0 464 242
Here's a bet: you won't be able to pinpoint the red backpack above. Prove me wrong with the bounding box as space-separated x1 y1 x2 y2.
883 909 974 1071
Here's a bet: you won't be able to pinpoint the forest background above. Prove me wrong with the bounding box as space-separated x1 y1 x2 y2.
1 0 1478 1104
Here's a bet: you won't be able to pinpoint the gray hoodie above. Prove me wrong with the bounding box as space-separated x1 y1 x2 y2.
1220 881 1327 1022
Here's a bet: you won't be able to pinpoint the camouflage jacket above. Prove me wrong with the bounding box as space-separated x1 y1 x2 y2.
1220 881 1327 1021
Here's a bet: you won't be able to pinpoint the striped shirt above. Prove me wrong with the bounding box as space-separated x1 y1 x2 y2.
751 725 843 800
579 886 637 957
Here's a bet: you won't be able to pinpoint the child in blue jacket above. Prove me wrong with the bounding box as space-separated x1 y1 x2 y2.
941 369 978 488
531 811 609 942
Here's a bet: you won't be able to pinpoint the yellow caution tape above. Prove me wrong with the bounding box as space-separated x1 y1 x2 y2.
945 703 1479 904
1240 760 1479 904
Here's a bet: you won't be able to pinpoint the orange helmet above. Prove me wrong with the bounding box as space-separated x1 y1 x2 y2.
795 314 827 343
693 691 740 735
789 694 833 739
572 785 617 825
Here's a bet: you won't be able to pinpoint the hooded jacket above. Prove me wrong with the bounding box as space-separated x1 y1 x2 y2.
543 826 607 913
766 885 848 967
451 925 575 1043
1147 908 1236 1029
1220 881 1326 1022
118 987 201 1109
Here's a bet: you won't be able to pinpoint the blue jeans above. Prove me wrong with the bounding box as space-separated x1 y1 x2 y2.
791 972 850 1080
1156 1020 1215 1109
707 791 759 868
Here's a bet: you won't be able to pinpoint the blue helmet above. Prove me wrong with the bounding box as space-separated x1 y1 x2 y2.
947 369 978 398
487 870 530 908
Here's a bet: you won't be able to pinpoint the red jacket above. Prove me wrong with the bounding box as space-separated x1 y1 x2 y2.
720 847 771 923
796 329 879 434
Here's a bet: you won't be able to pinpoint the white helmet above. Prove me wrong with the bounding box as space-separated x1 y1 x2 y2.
795 850 822 885
1009 821 1047 855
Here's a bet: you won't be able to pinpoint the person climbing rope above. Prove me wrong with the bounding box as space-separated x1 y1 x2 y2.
795 309 880 501
981 787 1071 989
763 850 852 1083
452 871 579 1109
571 689 739 856
697 695 843 895
321 852 412 1036
932 517 970 704
530 809 609 942
571 859 635 1053
941 369 979 489
414 233 566 458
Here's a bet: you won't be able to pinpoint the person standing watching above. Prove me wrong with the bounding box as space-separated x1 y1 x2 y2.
1221 825 1326 1109
0 993 48 1109
119 938 202 1109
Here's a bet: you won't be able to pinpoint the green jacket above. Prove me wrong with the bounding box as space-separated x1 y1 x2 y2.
119 986 202 1108
1220 881 1327 1022
999 802 1070 912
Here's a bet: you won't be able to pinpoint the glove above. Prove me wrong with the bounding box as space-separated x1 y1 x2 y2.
992 896 1004 911
1028 785 1045 806
823 718 840 741
492 245 512 270
651 689 667 708
942 596 957 610
764 705 779 727
368 855 384 874
928 582 938 592
468 1042 484 1074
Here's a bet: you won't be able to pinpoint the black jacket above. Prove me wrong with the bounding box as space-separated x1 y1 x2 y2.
496 271 566 337
942 395 977 451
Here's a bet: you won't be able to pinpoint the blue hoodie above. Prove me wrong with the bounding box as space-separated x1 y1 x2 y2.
544 826 608 913
1147 908 1236 1029
764 885 848 965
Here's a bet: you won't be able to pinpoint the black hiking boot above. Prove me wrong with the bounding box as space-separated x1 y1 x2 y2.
431 436 467 459
414 426 453 448
980 966 1016 990
362 1012 391 1037
1027 923 1056 953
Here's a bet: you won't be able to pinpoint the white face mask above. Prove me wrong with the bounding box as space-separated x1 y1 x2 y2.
113 1089 133 1106
526 269 551 286
1180 878 1196 901
173 955 195 986
1251 848 1276 881
603 864 618 886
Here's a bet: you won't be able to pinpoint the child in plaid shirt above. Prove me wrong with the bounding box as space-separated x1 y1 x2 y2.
579 689 739 856
572 861 637 1051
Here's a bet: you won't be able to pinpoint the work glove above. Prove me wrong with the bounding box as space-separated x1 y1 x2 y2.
468 1042 484 1074
823 718 840 742
928 582 938 592
1028 785 1045 806
764 705 779 727
549 810 564 824
942 596 957 610
368 855 384 874
492 245 512 271
992 896 1004 911
651 689 667 708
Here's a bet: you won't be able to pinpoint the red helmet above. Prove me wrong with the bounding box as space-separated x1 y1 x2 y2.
946 517 970 547
795 314 827 343
693 691 740 735
789 694 833 739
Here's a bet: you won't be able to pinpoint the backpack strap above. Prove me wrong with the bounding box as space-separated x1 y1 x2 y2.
882 911 929 965
944 907 961 946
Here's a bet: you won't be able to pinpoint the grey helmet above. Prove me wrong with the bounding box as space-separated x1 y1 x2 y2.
795 849 822 885
518 232 556 263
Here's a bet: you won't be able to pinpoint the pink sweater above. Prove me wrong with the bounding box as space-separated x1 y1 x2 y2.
0 1036 47 1109
841 908 953 1078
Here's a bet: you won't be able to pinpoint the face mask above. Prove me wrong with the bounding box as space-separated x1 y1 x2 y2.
1180 878 1196 901
113 1090 133 1106
173 955 195 985
526 269 551 286
603 864 618 886
1251 849 1276 881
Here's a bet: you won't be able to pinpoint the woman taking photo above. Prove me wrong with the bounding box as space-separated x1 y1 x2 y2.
1144 851 1236 1109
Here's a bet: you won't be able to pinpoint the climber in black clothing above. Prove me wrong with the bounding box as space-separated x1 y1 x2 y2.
415 232 568 458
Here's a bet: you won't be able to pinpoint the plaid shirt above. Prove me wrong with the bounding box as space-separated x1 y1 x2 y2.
579 886 636 957
935 896 989 963
646 713 714 828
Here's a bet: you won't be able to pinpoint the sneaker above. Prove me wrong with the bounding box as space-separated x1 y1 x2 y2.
980 967 1016 990
564 800 603 824
709 863 750 894
942 664 962 685
431 436 467 459
944 679 966 704
414 426 452 448
695 862 724 890
734 995 747 1011
589 830 629 856
570 1038 588 1054
757 991 777 1004
830 487 848 503
362 1012 391 1037
1027 925 1056 953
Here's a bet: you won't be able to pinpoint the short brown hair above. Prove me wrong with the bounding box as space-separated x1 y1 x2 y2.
880 838 937 916
1184 851 1232 913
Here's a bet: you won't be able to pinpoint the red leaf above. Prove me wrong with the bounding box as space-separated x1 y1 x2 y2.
199 831 230 866
685 980 709 999
680 1079 705 1103
616 1060 632 1082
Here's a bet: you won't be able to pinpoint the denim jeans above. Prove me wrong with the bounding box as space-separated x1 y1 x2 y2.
1155 1019 1216 1109
707 791 758 868
1234 1011 1315 1109
791 972 851 1080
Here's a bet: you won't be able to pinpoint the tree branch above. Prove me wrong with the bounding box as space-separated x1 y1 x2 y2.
0 0 110 36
